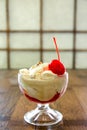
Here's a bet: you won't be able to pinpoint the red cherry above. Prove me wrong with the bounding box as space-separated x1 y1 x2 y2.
49 59 65 75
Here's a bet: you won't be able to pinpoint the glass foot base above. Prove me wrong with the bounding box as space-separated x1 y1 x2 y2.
24 104 63 126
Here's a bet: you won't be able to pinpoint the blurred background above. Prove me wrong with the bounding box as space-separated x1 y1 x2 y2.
0 0 87 70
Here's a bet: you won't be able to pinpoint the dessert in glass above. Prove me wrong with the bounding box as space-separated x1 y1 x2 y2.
18 37 68 126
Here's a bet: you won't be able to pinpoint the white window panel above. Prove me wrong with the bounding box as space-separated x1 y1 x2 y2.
43 51 57 63
0 33 7 48
76 52 87 69
0 51 7 69
60 52 73 69
43 33 73 49
77 0 87 30
9 0 40 30
10 33 40 49
10 51 40 69
76 34 87 49
0 0 6 30
43 51 73 68
43 0 74 30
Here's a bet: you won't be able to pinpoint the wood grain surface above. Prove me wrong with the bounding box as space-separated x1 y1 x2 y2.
0 70 87 130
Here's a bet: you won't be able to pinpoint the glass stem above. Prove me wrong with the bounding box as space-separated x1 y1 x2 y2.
37 103 49 110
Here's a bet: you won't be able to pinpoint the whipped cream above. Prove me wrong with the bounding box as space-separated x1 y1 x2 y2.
19 62 57 80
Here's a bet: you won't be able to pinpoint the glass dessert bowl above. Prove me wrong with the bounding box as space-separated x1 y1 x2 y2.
18 37 68 126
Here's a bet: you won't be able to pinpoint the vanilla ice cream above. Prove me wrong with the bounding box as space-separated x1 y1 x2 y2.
18 62 68 102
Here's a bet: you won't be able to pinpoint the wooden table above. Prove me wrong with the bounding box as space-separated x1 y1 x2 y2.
0 70 87 130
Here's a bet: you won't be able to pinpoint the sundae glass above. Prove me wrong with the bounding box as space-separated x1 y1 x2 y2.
18 37 68 126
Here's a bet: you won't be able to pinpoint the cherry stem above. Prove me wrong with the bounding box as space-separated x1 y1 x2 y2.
53 37 60 61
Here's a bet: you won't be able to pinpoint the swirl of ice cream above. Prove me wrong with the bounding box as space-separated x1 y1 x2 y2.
18 62 68 102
